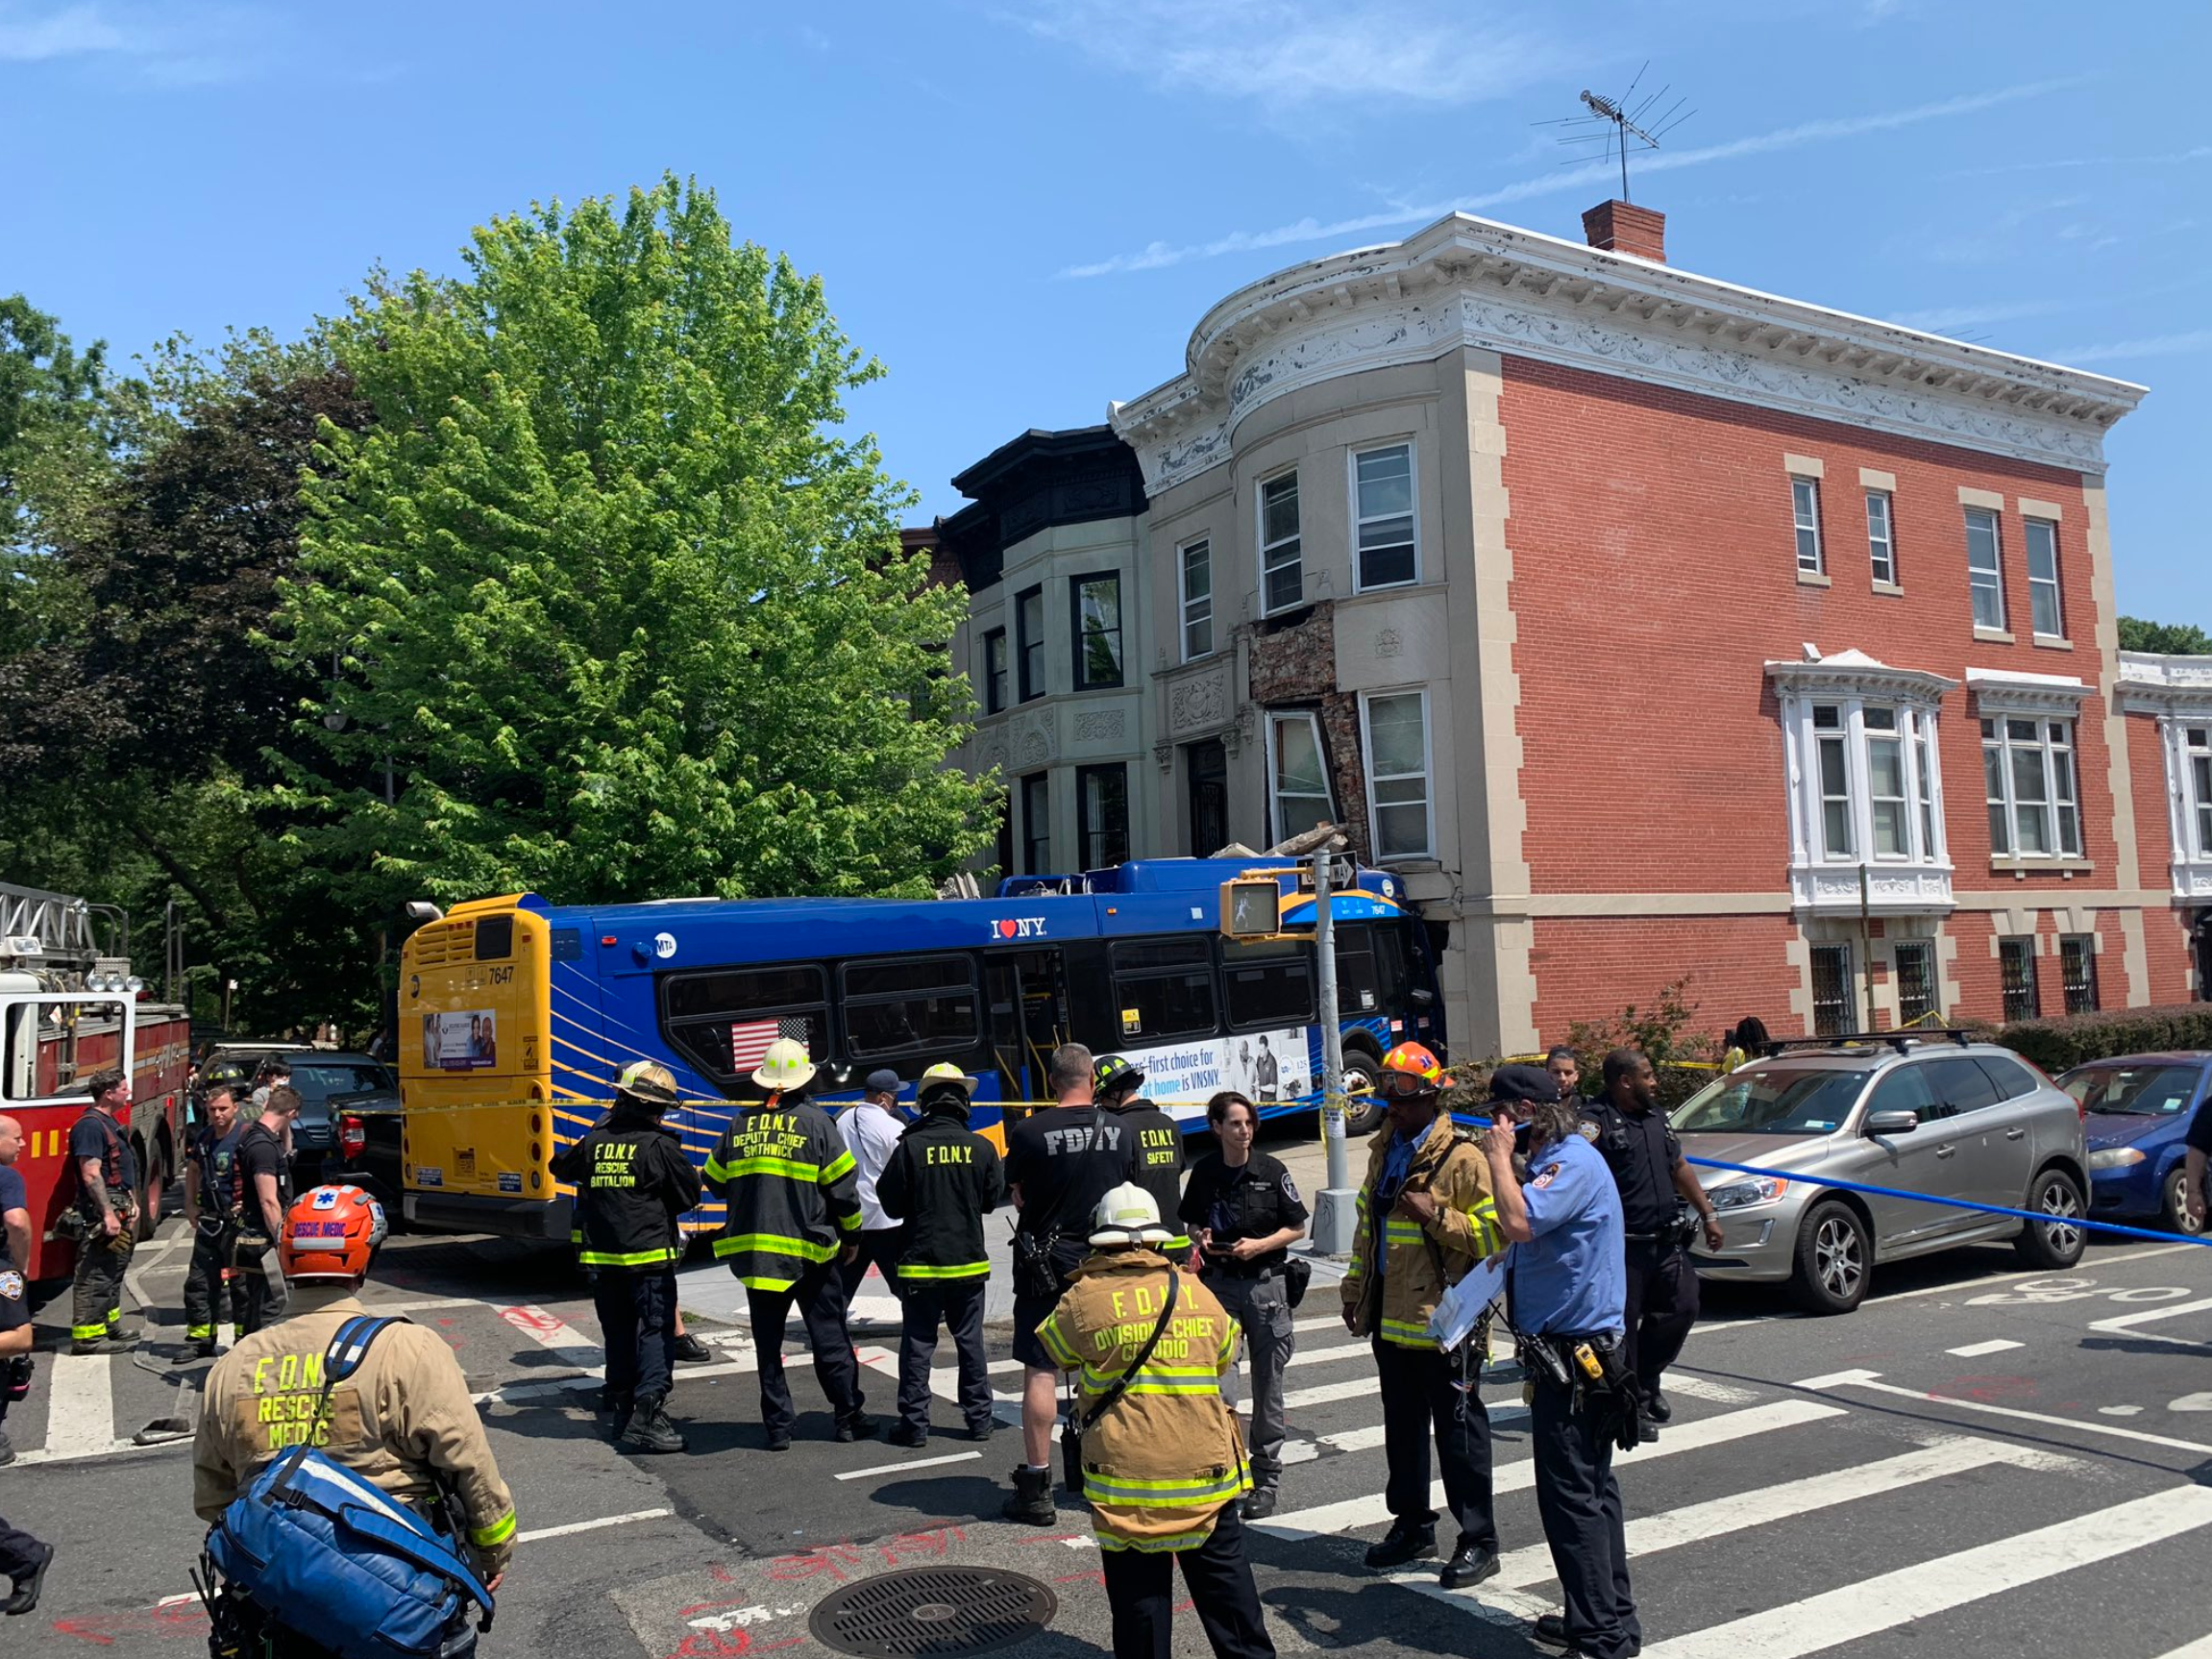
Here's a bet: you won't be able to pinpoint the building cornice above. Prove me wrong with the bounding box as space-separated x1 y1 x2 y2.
1766 652 1956 704
1965 665 2094 715
1110 211 2146 496
2117 651 2212 717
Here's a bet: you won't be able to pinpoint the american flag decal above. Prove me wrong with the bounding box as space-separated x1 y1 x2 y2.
728 1015 811 1072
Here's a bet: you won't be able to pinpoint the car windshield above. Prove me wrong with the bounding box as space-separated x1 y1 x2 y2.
288 1062 390 1102
1673 1065 1869 1135
2060 1063 2203 1117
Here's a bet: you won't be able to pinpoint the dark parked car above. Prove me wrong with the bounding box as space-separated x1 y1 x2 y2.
204 1048 394 1189
2059 1052 2212 1237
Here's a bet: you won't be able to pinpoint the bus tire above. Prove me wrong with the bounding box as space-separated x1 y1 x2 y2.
1340 1051 1384 1137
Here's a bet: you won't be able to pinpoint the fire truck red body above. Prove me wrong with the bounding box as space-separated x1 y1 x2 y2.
2 884 192 1279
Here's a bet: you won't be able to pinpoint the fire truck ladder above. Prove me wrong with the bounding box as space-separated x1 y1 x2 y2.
0 881 109 975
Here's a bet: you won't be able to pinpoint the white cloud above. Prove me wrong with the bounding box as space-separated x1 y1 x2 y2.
1888 299 2064 334
1946 145 2212 180
0 2 126 58
1063 78 2079 278
1015 0 1558 109
2048 329 2212 366
0 2 273 80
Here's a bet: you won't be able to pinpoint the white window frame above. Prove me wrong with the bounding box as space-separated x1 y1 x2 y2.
1796 699 1948 868
2190 724 2212 859
1258 471 1303 615
2025 517 2064 638
1965 508 2006 631
2113 661 2212 902
1981 714 2083 859
1265 709 1334 844
1791 477 1824 576
1178 537 1215 661
1349 441 1419 593
1865 489 1897 587
1358 687 1434 861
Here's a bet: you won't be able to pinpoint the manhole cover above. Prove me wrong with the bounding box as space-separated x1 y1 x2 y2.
809 1567 1057 1658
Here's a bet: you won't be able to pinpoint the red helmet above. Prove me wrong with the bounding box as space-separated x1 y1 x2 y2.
280 1184 390 1284
1378 1041 1446 1096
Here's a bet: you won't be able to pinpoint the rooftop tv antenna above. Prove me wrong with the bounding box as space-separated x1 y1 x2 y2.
1536 62 1693 203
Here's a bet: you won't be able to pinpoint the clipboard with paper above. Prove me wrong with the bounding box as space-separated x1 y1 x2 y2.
1427 1250 1510 1353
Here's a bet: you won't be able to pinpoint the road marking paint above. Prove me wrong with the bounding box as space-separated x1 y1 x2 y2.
1260 1399 1846 1538
2101 1405 2147 1417
497 1304 602 1371
1283 1343 1375 1370
1946 1339 2026 1357
2087 1296 2212 1347
519 1508 676 1542
43 1350 119 1458
1487 1435 2071 1593
1862 1242 2201 1306
1639 1484 2212 1659
834 1450 984 1481
1799 1371 2212 1455
1281 1376 1385 1411
2171 1393 2212 1412
2151 1637 2212 1659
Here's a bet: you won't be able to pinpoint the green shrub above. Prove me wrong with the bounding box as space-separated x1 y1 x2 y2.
1998 1004 2212 1075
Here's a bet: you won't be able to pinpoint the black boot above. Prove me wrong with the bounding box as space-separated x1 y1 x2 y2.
620 1399 685 1455
1364 1519 1438 1570
674 1331 713 1364
1 1543 52 1617
999 1466 1056 1526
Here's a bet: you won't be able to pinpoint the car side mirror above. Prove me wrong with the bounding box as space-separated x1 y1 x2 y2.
1865 1109 1920 1136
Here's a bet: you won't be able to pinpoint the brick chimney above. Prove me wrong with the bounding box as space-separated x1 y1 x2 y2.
1582 199 1665 263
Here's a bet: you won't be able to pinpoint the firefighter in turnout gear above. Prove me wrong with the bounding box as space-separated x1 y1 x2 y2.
193 1185 517 1656
69 1068 139 1354
1035 1184 1274 1659
1340 1041 1508 1592
182 1080 249 1357
551 1060 701 1454
876 1063 1006 1447
703 1038 873 1449
1094 1054 1191 1263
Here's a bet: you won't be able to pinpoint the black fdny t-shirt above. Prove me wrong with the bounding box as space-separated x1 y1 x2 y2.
70 1107 138 1216
1579 1095 1682 1235
1004 1105 1127 1267
235 1122 292 1238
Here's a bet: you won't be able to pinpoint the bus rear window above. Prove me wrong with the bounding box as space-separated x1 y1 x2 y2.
1110 939 1217 1040
1222 939 1315 1030
842 956 980 1059
474 915 514 960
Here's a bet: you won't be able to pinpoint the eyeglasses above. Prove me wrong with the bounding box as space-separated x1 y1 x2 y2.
1374 1071 1439 1100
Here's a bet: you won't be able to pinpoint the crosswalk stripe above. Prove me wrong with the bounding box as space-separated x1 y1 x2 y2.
1641 1484 2212 1659
497 1304 603 1372
1487 1435 2073 1592
2152 1638 2212 1659
1260 1399 1847 1538
43 1351 118 1458
1284 1343 1377 1371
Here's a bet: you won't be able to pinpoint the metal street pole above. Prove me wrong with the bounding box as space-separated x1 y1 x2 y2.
1310 844 1357 1254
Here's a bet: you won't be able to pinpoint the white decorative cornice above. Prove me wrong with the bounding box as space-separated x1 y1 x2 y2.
1766 648 1955 705
1111 211 2146 497
1965 665 2094 715
2117 650 2212 716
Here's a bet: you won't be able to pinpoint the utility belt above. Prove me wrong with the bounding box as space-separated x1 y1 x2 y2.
1516 1329 1641 1450
1623 1202 1700 1250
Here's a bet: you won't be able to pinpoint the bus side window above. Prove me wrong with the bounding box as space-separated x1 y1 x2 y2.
1335 923 1380 1016
1109 939 1217 1041
841 956 981 1060
661 964 830 1093
474 915 515 960
1220 938 1316 1030
1372 922 1415 1012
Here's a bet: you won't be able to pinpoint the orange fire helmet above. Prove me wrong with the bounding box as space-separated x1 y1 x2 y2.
279 1183 390 1284
1378 1041 1447 1095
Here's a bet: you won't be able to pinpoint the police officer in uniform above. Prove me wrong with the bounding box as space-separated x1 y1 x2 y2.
551 1059 701 1454
1095 1055 1190 1262
1578 1050 1722 1426
1483 1088 1636 1659
183 1080 249 1357
0 1232 51 1612
1035 1184 1275 1659
876 1063 1006 1448
1178 1089 1308 1520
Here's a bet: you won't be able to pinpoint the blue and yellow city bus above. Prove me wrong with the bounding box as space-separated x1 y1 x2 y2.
396 857 1443 1242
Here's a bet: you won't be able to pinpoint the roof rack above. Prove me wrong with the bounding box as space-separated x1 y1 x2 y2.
1761 1028 1978 1059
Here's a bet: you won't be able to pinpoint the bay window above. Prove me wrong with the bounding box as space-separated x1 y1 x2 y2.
1982 716 2082 859
2114 656 2212 902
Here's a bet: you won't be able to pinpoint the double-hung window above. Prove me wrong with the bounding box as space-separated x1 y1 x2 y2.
2025 518 2064 638
1965 508 2006 631
1016 585 1045 701
983 628 1008 713
1352 443 1416 590
1983 716 2082 859
1071 574 1123 690
1076 762 1129 869
1866 490 1898 586
1266 709 1333 843
1792 477 1825 576
1814 704 1854 857
1179 538 1214 660
1020 772 1051 873
1360 688 1433 859
1259 473 1302 613
2190 725 2212 857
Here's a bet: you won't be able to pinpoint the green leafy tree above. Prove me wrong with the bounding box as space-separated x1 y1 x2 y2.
0 294 109 554
276 176 994 913
2118 615 2212 656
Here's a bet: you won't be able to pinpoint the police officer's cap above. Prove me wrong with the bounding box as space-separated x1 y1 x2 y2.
1488 1063 1557 1107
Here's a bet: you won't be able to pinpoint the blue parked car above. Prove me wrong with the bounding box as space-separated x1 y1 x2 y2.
2059 1053 2212 1237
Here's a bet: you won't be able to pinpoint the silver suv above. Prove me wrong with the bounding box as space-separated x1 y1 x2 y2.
1672 1035 2088 1313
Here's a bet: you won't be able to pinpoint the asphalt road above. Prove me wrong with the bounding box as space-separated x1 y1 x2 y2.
8 1132 2212 1659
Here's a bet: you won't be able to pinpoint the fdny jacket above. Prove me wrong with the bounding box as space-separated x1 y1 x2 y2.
550 1102 702 1271
1340 1111 1505 1349
1104 1097 1192 1257
1035 1249 1248 1552
703 1095 862 1291
875 1098 1007 1282
192 1294 519 1578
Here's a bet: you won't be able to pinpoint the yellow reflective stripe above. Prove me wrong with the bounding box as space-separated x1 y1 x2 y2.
1119 1381 1223 1395
1383 1222 1426 1243
1098 1526 1220 1553
470 1510 517 1548
897 1261 991 1279
1036 1318 1083 1371
735 1274 799 1292
822 1150 856 1183
71 1324 108 1340
1082 1469 1247 1504
578 1247 679 1267
1160 1234 1192 1251
836 1209 864 1233
712 1233 838 1263
709 1156 822 1181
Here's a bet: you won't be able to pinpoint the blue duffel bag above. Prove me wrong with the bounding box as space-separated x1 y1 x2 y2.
203 1315 497 1659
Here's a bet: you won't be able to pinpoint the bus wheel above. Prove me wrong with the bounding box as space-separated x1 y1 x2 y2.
1340 1052 1384 1137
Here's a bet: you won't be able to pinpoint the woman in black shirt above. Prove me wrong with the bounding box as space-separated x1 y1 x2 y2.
1178 1090 1310 1519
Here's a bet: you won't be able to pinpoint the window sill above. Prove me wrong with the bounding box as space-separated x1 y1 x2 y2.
1796 570 1832 588
1871 580 1905 597
1990 856 2094 878
1973 626 2016 645
2031 634 2075 651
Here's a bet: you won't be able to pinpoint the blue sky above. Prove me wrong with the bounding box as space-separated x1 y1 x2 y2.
6 0 2208 623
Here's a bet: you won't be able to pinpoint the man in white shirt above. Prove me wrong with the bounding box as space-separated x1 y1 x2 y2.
839 1071 911 1316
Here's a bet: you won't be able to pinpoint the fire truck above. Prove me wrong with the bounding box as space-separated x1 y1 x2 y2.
0 882 193 1278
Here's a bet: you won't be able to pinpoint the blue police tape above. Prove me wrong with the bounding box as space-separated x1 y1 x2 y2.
1442 1110 2212 1250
